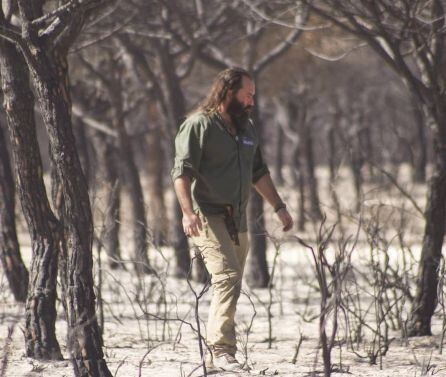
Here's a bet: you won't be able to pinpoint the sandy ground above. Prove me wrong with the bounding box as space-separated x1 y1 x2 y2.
2 241 446 377
1 165 445 376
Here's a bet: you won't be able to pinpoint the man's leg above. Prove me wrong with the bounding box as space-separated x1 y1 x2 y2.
192 214 246 357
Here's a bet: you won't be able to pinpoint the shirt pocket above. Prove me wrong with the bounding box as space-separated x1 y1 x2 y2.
238 136 256 168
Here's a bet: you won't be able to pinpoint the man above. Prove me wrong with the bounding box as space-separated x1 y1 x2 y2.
171 67 293 371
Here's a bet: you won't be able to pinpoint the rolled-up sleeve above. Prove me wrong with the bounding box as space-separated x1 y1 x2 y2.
171 117 208 182
252 145 269 183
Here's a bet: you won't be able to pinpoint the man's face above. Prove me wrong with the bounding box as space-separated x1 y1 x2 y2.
227 76 255 125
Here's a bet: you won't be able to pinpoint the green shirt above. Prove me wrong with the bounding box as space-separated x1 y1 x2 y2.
171 111 269 232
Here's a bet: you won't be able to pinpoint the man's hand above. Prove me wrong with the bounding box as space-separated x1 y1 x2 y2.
253 174 293 232
182 212 202 237
277 208 293 232
174 176 202 237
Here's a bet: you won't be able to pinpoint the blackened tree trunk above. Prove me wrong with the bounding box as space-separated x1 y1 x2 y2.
31 50 111 376
414 121 428 184
287 100 307 230
327 124 337 185
155 39 192 277
294 144 306 231
146 122 168 248
410 93 427 183
327 122 343 231
408 106 446 336
246 92 270 288
0 40 62 359
10 18 113 372
79 55 150 275
287 99 322 222
0 124 28 302
350 150 363 213
107 73 151 276
115 34 191 277
301 119 323 220
47 138 71 323
273 125 284 186
283 104 306 231
93 131 122 269
73 118 93 188
348 112 364 213
356 119 375 182
246 190 269 287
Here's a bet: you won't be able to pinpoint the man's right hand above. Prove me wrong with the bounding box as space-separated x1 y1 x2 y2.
182 212 202 237
174 176 202 237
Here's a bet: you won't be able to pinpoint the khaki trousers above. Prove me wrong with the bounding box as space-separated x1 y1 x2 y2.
192 212 249 356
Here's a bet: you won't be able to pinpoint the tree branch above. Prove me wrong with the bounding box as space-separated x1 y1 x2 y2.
78 53 110 89
304 41 368 61
162 1 238 69
70 11 136 53
370 161 424 217
115 34 169 116
199 44 238 69
253 2 309 74
0 12 33 67
72 104 118 138
308 1 427 105
37 0 111 49
32 0 108 26
0 24 23 46
239 0 322 30
31 1 83 26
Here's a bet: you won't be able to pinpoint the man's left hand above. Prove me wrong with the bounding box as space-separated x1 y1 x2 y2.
277 208 293 231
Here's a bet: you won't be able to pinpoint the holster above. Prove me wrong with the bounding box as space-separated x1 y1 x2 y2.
224 206 240 246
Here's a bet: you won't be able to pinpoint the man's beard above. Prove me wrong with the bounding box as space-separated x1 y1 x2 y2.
227 97 252 128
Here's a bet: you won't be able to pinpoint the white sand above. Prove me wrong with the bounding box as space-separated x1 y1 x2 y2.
1 241 446 377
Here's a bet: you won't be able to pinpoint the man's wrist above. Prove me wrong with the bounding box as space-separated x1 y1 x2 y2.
180 205 195 216
183 209 196 217
274 202 286 213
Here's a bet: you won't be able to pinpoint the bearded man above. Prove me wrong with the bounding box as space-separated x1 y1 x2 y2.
171 67 293 371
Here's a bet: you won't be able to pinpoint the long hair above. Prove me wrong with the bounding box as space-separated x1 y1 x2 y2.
194 67 252 115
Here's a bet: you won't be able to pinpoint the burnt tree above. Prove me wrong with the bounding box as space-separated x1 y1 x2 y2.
79 54 152 276
72 93 123 270
273 124 285 187
409 93 427 183
0 123 28 303
282 99 307 231
0 1 114 374
295 100 323 221
308 0 446 336
146 128 168 248
154 37 192 277
116 32 192 277
326 106 343 231
0 37 62 359
93 130 122 269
